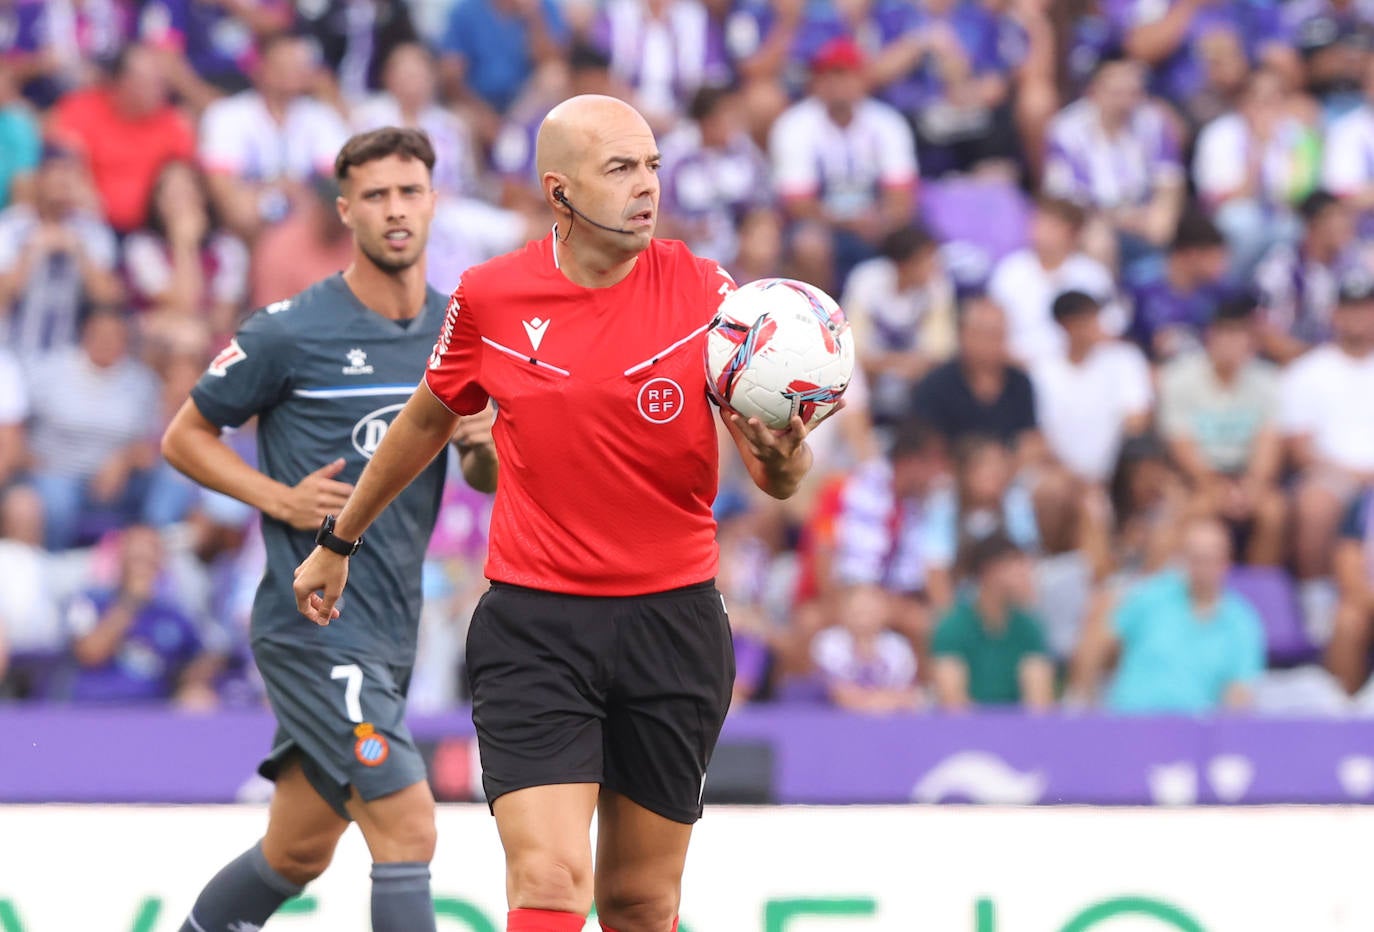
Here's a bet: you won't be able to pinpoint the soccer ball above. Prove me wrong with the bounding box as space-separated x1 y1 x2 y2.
705 278 855 430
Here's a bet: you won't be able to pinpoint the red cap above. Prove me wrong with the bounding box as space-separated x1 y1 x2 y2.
811 36 865 73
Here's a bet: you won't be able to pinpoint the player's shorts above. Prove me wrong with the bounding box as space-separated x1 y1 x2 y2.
253 639 428 820
467 578 735 824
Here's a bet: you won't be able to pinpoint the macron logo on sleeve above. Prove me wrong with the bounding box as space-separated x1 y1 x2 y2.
522 317 550 351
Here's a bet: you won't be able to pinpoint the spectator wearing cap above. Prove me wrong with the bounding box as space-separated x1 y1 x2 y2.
0 68 40 210
1280 273 1374 626
769 36 918 296
1111 0 1299 111
0 145 122 357
1042 57 1185 274
137 0 293 109
1159 294 1285 565
1323 56 1374 233
865 0 1019 179
1126 209 1231 362
1071 516 1265 714
988 197 1126 367
1283 0 1374 115
48 44 197 235
250 174 354 308
657 85 773 268
24 308 161 551
1254 190 1363 365
1192 67 1319 280
931 533 1054 710
1032 290 1152 488
841 224 957 426
198 32 349 241
588 0 733 131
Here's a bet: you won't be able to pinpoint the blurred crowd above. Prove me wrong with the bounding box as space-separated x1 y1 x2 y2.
3 0 1374 720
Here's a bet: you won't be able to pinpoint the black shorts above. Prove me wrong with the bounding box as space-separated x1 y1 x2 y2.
466 579 735 824
253 639 428 820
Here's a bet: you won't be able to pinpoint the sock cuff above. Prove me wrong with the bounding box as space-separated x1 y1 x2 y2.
371 861 432 894
507 908 587 932
249 841 305 898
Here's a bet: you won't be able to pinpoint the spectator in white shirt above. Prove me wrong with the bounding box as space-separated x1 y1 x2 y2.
812 583 922 713
0 348 27 490
770 36 919 295
1281 275 1374 599
1159 294 1285 565
1032 290 1152 487
1043 57 1185 273
198 33 349 241
842 225 957 425
1323 55 1374 223
0 486 61 691
988 197 1125 366
1193 67 1317 279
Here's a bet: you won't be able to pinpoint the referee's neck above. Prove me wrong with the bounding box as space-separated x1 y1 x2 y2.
555 235 640 289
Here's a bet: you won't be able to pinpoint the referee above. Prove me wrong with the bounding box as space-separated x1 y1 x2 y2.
294 96 818 932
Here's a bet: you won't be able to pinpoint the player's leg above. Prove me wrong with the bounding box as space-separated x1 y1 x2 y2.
592 791 691 932
596 582 735 932
180 755 348 932
347 779 439 932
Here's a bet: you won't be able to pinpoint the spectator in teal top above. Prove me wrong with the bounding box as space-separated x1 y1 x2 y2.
1076 516 1265 714
0 70 40 210
931 533 1055 710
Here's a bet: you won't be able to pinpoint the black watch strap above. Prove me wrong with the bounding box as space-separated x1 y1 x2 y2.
316 514 362 556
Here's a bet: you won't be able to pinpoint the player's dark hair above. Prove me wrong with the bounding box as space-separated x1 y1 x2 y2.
880 224 938 263
1299 189 1340 222
334 127 436 183
688 84 733 123
1051 289 1100 323
1210 291 1257 327
1170 207 1226 252
963 531 1021 579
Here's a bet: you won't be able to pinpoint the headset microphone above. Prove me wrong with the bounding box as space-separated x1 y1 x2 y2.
554 188 638 236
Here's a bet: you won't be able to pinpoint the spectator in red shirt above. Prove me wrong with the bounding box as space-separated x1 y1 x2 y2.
48 44 195 234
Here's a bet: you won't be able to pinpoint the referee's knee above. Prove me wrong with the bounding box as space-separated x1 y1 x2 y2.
596 891 679 932
508 853 593 914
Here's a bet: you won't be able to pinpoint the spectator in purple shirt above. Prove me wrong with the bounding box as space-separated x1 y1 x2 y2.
1127 209 1231 361
1043 57 1186 278
60 525 218 705
657 84 772 266
1111 0 1299 112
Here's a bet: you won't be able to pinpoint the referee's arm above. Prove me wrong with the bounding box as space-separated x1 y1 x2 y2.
294 381 461 624
720 409 815 500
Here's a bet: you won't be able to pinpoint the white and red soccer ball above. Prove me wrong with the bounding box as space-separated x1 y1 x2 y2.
705 278 855 430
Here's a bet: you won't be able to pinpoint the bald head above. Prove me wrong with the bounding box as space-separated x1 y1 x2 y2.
536 94 652 180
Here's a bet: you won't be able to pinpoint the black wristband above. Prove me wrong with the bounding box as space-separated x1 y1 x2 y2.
315 514 362 556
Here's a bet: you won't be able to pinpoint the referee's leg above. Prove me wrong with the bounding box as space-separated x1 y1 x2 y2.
493 783 601 926
593 790 692 932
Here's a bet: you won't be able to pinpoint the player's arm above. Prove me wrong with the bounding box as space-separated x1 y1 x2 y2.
161 400 354 531
295 382 461 624
720 410 814 500
450 401 498 494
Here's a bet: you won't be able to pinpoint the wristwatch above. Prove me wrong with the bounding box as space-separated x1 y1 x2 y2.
315 514 363 556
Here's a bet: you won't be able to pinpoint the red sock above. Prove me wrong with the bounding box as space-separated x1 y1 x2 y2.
508 908 587 932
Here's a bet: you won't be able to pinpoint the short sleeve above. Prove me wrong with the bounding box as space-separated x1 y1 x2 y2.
931 605 972 657
1007 368 1038 432
1157 357 1192 439
81 220 117 270
198 100 246 175
1277 358 1317 436
1116 344 1153 414
0 352 28 424
210 234 251 306
1013 611 1049 656
875 108 919 187
189 311 293 428
1112 580 1151 644
700 256 736 320
769 110 820 199
1322 115 1373 196
1192 118 1244 201
1339 494 1369 542
1225 604 1265 687
424 281 489 415
123 233 172 302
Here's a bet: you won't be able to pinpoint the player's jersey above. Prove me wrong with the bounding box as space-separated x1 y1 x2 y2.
425 233 735 596
191 274 449 664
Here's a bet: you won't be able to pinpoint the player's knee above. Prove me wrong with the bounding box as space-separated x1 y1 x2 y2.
364 797 438 863
263 833 338 886
507 853 592 913
596 889 679 932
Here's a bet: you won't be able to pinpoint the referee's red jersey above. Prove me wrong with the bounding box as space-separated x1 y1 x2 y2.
425 233 737 596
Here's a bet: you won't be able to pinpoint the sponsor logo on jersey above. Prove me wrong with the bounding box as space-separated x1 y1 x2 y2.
353 722 390 767
265 298 292 314
342 347 374 375
637 377 685 424
522 316 550 351
352 403 406 458
207 338 246 377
